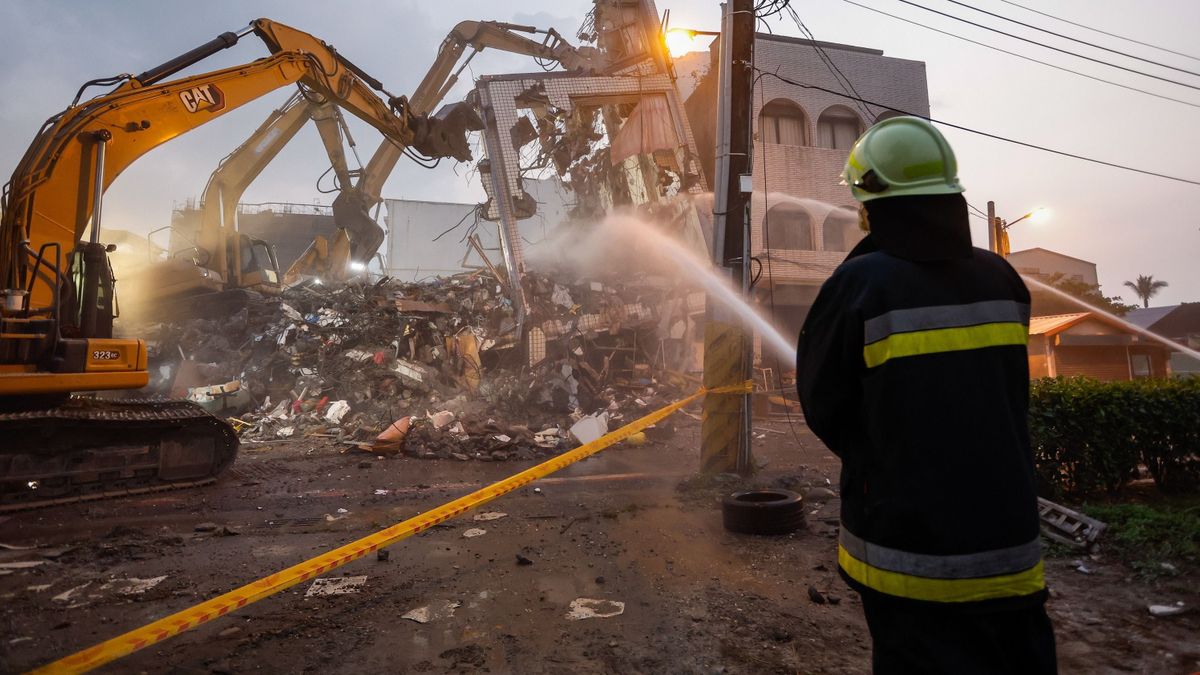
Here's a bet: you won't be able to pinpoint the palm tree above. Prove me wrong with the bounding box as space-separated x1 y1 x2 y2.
1123 274 1168 308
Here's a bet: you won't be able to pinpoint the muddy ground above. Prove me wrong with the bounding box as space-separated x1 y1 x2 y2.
1 416 1197 674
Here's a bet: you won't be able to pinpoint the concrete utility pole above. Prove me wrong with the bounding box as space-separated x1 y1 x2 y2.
701 0 755 476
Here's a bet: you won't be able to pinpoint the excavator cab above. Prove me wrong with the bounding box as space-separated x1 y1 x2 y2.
233 234 281 293
66 241 117 340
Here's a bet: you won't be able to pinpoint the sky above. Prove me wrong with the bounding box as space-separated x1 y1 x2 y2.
2 0 1197 306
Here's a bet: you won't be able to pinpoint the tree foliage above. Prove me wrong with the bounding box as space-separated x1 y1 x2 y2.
1029 273 1136 317
1123 274 1169 309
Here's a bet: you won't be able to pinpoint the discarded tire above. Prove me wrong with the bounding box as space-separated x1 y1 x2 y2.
722 489 805 535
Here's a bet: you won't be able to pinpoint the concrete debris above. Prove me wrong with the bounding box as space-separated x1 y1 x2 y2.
401 599 461 624
472 512 507 522
139 273 693 462
570 412 609 444
187 380 251 415
462 528 487 538
324 400 351 424
51 582 92 605
1148 603 1186 618
566 597 625 620
305 576 368 597
428 410 455 429
99 576 167 596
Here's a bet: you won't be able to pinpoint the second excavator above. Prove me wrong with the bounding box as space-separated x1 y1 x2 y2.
139 18 606 316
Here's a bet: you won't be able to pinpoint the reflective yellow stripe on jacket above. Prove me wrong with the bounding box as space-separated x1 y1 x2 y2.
862 299 1030 368
839 529 1045 603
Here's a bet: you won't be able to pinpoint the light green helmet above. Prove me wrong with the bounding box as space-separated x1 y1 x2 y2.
842 116 964 203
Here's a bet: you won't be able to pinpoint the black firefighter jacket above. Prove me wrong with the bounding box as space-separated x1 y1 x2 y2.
796 194 1045 611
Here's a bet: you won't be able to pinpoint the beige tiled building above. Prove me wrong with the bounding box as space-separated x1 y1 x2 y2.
683 34 930 349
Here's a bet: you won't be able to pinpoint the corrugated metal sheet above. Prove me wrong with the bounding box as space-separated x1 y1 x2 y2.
1028 313 1088 336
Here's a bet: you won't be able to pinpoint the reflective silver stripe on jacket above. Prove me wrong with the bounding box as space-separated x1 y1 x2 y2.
863 300 1031 345
840 529 1043 580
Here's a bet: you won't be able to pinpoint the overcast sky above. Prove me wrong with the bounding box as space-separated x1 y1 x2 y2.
2 0 1197 305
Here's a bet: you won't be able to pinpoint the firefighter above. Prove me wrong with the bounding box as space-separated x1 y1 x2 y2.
796 116 1056 674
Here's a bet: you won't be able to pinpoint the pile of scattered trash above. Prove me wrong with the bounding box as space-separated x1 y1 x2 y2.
134 270 695 460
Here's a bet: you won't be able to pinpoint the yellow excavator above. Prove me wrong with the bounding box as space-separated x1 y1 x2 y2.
130 20 602 315
0 19 475 508
123 92 378 318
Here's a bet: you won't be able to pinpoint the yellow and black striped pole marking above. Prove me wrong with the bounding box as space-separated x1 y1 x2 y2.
31 383 751 675
700 321 747 475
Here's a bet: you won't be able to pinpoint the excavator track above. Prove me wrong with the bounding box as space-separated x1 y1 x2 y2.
0 398 239 512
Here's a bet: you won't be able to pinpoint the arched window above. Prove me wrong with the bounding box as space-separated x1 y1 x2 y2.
821 206 863 252
817 105 863 150
758 99 807 146
875 110 904 124
764 203 813 250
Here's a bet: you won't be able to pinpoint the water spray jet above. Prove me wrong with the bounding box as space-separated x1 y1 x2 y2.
1022 274 1200 361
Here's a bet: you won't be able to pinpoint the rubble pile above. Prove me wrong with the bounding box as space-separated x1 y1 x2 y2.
138 270 694 460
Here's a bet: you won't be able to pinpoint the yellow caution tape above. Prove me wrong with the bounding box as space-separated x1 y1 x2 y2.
33 382 751 674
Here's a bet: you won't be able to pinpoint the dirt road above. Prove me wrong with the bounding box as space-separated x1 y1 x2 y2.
1 418 1196 673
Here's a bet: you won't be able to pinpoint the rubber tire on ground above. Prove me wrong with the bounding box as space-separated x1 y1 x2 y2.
722 489 805 535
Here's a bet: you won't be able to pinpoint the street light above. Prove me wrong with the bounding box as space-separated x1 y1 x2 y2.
987 202 1049 256
664 27 719 58
1004 207 1049 229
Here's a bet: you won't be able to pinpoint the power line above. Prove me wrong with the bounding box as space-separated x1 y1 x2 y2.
784 7 877 121
967 201 988 217
756 69 1200 187
841 0 1200 110
997 0 1200 63
750 18 808 453
896 0 1200 92
946 0 1200 78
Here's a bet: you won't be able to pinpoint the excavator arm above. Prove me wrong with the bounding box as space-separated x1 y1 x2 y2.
348 20 606 215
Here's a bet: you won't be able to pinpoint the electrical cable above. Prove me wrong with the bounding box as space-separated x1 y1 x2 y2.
432 205 480 242
785 7 876 121
945 0 1200 77
966 201 989 217
997 0 1200 63
755 69 1200 187
841 0 1200 110
751 29 807 452
896 0 1200 92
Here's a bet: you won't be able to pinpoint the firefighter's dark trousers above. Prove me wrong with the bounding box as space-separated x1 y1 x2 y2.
861 594 1057 674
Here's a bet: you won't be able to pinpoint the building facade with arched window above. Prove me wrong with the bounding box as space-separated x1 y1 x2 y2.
682 32 930 366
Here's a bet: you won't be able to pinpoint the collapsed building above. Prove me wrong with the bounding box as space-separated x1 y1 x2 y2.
132 0 710 459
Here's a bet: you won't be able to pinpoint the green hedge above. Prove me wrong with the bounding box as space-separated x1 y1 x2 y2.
1029 377 1200 497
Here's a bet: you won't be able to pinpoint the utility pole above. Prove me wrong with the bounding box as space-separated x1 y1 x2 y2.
986 200 996 254
987 200 1013 257
701 0 754 477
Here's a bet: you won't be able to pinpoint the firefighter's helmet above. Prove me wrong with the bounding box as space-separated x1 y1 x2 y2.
842 116 964 203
